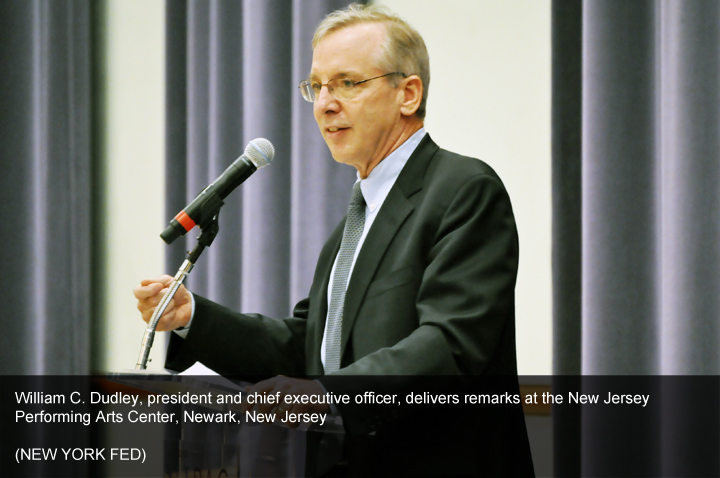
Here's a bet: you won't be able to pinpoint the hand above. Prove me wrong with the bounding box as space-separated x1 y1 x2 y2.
242 376 330 428
133 275 192 332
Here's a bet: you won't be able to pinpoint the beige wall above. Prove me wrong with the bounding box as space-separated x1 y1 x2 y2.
96 0 552 375
97 0 166 372
379 0 552 374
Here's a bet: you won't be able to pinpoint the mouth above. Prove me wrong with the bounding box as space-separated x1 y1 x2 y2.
326 126 350 135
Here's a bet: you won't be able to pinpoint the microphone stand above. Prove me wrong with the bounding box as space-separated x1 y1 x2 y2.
135 214 220 370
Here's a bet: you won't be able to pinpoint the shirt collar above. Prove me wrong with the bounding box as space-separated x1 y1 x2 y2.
357 127 426 212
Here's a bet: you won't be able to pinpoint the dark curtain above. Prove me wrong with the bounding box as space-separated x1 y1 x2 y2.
0 0 92 375
0 1 92 476
163 2 357 475
165 0 356 317
553 0 720 476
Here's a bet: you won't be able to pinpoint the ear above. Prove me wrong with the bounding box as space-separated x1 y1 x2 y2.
399 75 423 117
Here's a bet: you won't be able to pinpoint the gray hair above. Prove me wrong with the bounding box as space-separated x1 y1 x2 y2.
312 3 430 119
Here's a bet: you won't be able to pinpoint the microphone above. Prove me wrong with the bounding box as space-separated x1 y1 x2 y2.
160 138 275 244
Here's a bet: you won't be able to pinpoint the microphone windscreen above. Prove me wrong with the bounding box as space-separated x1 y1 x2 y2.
246 138 275 168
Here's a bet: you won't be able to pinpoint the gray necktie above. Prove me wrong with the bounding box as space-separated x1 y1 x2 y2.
325 181 365 372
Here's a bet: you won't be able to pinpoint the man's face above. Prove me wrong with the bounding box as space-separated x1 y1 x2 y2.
310 23 406 174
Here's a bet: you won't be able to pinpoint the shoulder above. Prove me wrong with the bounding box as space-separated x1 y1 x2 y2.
418 144 510 207
429 146 503 185
398 134 511 208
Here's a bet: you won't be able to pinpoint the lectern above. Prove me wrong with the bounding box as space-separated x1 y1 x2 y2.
110 373 342 478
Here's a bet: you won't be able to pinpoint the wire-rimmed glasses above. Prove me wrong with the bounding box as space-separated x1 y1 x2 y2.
299 72 407 103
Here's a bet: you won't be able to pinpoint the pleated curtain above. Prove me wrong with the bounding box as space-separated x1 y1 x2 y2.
164 0 356 318
163 3 357 475
0 2 92 475
0 0 92 375
553 1 720 475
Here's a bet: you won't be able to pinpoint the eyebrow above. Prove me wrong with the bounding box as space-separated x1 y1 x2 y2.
307 70 364 81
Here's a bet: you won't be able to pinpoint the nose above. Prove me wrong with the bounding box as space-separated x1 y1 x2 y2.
314 83 340 114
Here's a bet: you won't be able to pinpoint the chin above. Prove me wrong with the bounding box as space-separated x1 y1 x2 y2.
328 149 354 167
332 155 352 166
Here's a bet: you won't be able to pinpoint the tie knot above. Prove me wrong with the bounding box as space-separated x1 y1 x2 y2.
350 182 365 206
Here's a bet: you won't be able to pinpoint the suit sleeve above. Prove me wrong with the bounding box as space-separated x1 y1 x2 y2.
164 296 309 378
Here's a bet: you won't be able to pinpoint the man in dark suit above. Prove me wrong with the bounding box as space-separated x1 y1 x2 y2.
135 4 533 476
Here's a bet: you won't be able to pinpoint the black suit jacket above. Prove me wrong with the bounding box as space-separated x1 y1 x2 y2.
166 135 534 476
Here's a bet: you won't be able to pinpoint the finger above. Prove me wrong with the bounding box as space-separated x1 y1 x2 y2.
258 385 286 414
142 284 189 310
145 305 191 332
154 310 183 332
146 293 170 308
141 306 171 327
140 284 184 315
151 275 174 286
275 403 292 421
140 300 176 326
138 294 176 319
171 285 190 307
138 274 172 288
243 378 281 412
137 293 168 314
134 282 164 300
156 312 179 332
250 377 280 394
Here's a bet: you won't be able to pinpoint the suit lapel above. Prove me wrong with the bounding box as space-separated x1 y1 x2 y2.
339 135 439 359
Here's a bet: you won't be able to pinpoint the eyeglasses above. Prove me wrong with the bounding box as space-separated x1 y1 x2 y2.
299 72 407 103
